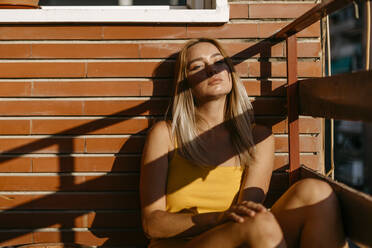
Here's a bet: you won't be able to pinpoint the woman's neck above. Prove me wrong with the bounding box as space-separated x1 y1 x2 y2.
196 97 226 130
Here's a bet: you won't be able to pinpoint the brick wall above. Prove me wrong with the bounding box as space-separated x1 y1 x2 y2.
0 1 323 247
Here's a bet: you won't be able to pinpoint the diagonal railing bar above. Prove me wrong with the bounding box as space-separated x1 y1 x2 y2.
273 0 356 40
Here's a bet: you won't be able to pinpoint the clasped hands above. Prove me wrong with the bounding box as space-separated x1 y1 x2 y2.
218 201 269 224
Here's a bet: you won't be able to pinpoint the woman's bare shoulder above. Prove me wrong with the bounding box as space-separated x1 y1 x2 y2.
150 120 171 134
147 120 173 149
252 124 274 146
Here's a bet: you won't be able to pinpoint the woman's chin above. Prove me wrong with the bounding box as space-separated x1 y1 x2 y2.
200 92 230 102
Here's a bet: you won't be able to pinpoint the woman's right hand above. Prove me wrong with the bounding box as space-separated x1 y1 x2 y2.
217 201 268 224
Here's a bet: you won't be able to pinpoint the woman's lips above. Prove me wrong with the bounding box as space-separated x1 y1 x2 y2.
208 76 223 85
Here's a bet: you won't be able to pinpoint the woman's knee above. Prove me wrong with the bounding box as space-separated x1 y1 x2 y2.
238 211 284 246
291 178 335 205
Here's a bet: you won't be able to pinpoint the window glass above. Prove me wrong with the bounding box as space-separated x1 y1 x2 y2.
327 1 371 196
39 0 186 6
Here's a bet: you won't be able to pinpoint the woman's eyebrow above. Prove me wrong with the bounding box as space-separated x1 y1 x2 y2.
187 53 223 66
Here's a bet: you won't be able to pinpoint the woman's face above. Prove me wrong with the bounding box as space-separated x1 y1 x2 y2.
186 42 232 103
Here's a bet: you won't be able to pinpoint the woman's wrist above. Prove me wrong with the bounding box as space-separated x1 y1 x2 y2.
215 211 226 226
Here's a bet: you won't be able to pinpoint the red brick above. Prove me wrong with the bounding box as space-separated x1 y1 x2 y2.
139 43 183 58
0 195 36 210
83 99 169 116
0 176 63 191
224 41 284 58
258 21 320 38
297 42 321 57
80 174 139 191
0 193 139 210
298 21 321 37
248 60 322 77
0 62 86 78
0 81 32 96
0 44 31 58
256 117 287 133
0 100 84 116
87 61 173 77
32 155 140 172
0 212 85 228
187 23 259 38
298 60 322 77
87 211 141 228
233 61 249 77
299 118 322 133
33 230 147 246
33 193 139 210
0 137 85 154
85 136 145 154
31 43 140 58
253 117 321 134
229 4 249 19
0 231 33 247
275 135 320 153
32 80 171 97
32 230 107 246
274 154 320 171
0 119 30 134
249 3 315 19
0 174 139 191
31 118 150 135
0 25 102 40
0 157 31 172
242 80 286 96
103 25 187 39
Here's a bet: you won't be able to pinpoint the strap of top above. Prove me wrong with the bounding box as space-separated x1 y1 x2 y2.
173 134 178 149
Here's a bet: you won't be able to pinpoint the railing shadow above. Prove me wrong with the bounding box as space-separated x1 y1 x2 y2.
0 37 287 247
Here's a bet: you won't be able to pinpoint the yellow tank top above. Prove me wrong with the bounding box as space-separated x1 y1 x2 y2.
166 151 244 214
149 149 244 248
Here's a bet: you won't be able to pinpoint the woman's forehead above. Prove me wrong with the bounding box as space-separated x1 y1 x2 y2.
186 42 222 59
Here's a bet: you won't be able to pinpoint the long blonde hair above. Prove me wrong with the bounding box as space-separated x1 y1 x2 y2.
169 38 255 168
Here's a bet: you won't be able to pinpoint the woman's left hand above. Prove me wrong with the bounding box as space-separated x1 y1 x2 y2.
217 201 268 224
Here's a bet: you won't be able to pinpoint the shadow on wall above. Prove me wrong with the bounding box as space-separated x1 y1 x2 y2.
0 38 286 247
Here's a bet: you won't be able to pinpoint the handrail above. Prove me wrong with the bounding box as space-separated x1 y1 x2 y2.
275 0 372 246
277 0 364 179
298 70 372 122
273 0 355 40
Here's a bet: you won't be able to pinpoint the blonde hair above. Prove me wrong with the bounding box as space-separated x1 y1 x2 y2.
169 38 255 168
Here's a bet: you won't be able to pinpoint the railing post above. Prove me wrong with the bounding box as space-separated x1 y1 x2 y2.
286 35 300 184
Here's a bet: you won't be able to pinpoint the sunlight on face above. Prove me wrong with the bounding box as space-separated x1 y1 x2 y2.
186 42 232 102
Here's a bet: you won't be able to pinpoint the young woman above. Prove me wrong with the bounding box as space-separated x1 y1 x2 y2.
140 38 347 248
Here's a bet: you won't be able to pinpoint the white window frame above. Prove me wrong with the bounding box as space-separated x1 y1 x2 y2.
0 0 228 23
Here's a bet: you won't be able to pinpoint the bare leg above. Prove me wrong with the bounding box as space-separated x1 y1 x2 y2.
184 211 286 248
271 178 347 248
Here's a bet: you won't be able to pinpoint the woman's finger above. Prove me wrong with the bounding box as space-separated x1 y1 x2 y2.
235 205 256 217
241 201 267 212
229 212 245 223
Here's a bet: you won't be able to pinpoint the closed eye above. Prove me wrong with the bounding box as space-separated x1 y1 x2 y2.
189 65 203 71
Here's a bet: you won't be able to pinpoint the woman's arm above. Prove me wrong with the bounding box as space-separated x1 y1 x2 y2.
140 121 222 239
238 125 275 204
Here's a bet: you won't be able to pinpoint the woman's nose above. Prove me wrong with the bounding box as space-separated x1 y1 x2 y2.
206 63 217 76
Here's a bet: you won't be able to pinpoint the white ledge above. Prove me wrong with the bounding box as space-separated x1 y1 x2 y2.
0 1 229 23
